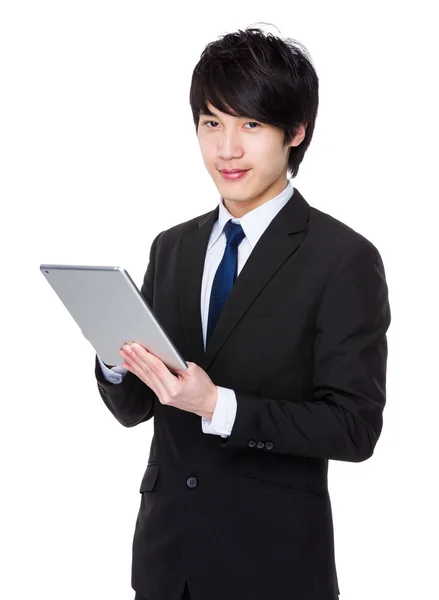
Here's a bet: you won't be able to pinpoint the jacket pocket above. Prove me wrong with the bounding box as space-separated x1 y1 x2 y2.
139 464 160 492
241 471 327 500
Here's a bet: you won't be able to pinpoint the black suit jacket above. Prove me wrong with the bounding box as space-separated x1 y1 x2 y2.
95 187 391 600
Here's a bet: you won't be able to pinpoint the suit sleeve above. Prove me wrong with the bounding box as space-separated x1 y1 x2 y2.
217 240 391 462
94 231 162 427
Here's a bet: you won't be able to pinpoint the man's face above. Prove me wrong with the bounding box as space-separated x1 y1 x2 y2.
197 101 305 217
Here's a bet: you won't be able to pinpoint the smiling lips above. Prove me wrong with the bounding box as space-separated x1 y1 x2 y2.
220 169 249 180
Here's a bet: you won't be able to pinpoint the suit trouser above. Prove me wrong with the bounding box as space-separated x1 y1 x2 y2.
135 580 191 600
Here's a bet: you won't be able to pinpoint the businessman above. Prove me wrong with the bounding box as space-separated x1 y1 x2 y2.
95 26 391 600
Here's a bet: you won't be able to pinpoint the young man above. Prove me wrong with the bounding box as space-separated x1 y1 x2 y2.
95 27 391 600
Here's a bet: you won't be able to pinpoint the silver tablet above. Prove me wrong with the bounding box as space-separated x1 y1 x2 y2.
40 264 188 372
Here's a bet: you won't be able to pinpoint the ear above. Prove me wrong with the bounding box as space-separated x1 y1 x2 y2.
289 122 307 147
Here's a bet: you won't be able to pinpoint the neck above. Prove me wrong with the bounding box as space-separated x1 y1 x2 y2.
222 177 289 218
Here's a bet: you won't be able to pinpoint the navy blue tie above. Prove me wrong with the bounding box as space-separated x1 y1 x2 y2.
206 220 246 347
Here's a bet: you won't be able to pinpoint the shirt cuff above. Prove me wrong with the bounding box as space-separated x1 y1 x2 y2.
201 386 237 438
97 355 128 384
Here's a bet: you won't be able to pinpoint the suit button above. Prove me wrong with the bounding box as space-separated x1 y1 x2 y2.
256 441 265 449
248 440 256 448
265 442 274 450
186 476 198 489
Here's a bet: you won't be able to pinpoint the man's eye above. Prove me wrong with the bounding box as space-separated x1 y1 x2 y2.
202 121 260 129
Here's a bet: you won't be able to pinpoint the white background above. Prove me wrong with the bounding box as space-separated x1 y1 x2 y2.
1 1 437 599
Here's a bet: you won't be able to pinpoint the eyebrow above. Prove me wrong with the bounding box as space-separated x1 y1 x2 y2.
199 108 239 119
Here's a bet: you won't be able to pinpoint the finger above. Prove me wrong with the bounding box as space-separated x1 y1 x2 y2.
122 351 170 400
121 345 144 369
122 344 161 374
130 343 181 399
120 346 160 385
122 346 176 402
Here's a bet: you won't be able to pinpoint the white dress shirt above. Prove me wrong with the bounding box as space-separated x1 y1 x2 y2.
97 179 295 437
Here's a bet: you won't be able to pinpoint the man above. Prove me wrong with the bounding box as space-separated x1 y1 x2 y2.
95 26 391 600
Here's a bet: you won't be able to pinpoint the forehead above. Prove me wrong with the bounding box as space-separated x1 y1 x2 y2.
200 101 241 119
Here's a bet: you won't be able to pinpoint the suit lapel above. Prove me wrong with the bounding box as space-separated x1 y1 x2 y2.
177 206 219 369
178 187 311 371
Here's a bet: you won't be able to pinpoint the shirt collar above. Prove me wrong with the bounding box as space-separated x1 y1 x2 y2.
207 179 294 251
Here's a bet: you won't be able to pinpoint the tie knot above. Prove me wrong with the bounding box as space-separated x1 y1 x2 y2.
223 220 245 247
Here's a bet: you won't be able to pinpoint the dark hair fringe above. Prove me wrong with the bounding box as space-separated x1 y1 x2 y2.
189 23 319 178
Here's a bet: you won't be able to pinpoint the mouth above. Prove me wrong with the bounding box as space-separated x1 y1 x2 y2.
219 169 250 181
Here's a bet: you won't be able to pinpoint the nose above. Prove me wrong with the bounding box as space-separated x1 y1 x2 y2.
216 130 244 162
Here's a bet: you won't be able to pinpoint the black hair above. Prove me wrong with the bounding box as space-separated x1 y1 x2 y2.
189 24 319 178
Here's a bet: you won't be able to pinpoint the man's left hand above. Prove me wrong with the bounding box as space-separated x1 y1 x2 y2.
119 342 218 420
